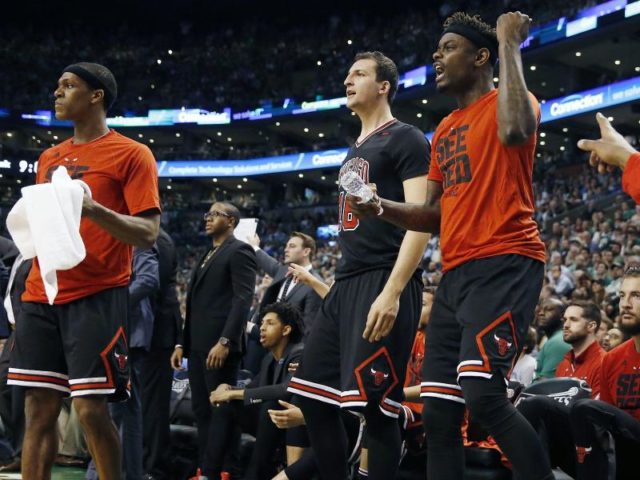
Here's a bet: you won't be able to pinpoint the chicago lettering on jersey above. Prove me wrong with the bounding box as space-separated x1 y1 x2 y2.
339 156 370 182
615 373 640 410
435 125 472 189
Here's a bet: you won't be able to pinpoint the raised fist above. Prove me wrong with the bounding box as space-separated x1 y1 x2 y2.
496 11 531 47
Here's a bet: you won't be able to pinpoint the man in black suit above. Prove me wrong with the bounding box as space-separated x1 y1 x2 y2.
171 202 257 480
245 232 322 374
210 302 305 480
141 228 182 480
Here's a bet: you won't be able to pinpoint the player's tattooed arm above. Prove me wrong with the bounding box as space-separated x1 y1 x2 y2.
496 11 537 146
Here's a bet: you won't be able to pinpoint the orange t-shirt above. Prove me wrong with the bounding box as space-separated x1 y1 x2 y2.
428 89 545 272
23 130 160 304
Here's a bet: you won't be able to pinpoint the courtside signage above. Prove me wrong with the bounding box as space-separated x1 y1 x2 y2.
156 148 349 177
542 76 640 121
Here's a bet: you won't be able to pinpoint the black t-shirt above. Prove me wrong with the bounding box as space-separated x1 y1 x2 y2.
336 119 431 279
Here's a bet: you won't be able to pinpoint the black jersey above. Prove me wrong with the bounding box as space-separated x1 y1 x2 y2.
336 119 430 279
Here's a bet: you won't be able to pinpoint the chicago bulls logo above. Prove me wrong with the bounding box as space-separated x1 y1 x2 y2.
114 352 128 371
575 446 592 464
370 367 389 386
493 334 513 357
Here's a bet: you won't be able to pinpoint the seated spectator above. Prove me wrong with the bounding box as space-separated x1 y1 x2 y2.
511 327 538 387
569 265 640 480
518 301 604 478
601 327 626 351
535 298 571 380
605 261 625 296
210 302 305 480
597 316 613 345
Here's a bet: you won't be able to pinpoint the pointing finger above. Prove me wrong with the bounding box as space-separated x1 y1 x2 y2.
595 112 615 136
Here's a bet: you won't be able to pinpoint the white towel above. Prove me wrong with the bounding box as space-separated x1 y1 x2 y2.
6 166 91 304
3 253 24 324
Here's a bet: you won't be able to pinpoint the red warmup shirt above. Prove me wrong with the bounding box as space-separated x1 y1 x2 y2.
23 130 161 304
427 89 545 272
600 339 640 421
555 340 605 398
404 330 425 417
623 153 640 203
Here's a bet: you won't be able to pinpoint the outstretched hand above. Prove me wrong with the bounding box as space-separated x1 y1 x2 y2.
577 112 637 173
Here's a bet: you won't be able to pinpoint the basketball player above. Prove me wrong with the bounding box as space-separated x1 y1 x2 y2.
287 51 430 480
7 63 160 480
350 12 553 480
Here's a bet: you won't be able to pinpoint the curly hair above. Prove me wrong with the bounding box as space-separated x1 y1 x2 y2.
260 302 304 343
443 12 497 43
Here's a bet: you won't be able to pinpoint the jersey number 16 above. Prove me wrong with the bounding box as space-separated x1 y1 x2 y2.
338 191 359 231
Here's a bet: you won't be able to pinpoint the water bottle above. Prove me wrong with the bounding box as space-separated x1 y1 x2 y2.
340 171 374 203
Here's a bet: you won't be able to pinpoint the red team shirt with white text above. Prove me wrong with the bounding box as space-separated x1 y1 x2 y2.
599 339 640 421
428 89 546 271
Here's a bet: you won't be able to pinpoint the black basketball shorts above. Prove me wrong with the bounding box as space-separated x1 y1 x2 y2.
420 254 543 404
288 269 421 418
8 286 130 401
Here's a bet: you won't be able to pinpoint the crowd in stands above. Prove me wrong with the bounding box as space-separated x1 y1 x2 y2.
1 0 598 116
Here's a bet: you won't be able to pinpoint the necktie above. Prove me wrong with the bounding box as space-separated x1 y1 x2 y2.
278 275 294 301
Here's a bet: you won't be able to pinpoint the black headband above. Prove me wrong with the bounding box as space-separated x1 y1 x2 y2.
63 64 117 108
442 24 499 65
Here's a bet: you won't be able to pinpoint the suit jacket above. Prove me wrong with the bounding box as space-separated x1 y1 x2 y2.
254 248 322 337
243 342 304 405
151 229 182 350
128 247 160 350
182 236 257 356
